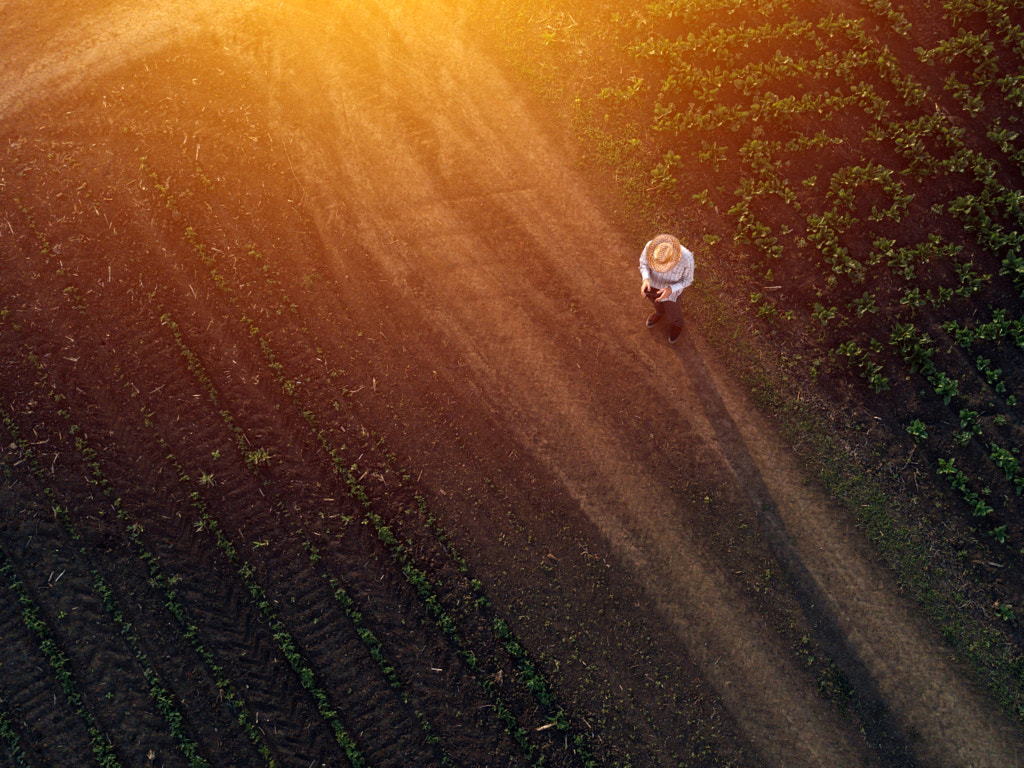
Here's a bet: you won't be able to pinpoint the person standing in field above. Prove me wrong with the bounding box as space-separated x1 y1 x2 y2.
639 233 694 344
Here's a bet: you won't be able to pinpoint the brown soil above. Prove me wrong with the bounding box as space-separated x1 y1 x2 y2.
1 1 1022 767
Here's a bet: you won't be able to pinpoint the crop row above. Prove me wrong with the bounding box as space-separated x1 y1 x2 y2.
3 335 274 767
0 700 29 768
0 545 121 768
136 154 597 767
3 137 596 767
2 186 433 766
3 239 468 766
0 328 285 766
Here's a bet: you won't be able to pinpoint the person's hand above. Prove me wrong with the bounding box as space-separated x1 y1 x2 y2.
655 286 671 302
640 277 651 297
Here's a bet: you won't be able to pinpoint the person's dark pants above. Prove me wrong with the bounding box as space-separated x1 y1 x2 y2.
649 294 685 328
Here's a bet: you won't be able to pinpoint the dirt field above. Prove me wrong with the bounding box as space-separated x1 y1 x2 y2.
2 1 1023 766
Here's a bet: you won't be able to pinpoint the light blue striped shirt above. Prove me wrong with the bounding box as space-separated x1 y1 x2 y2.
639 239 695 301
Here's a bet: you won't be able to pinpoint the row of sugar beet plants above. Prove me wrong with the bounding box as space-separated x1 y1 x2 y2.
634 3 1024 546
1 286 293 767
0 551 119 768
889 322 1018 542
694 19 949 382
408 493 574 722
161 289 472 765
0 703 29 768
9 169 404 767
154 308 464 768
52 284 369 766
133 386 369 768
0 418 120 768
138 154 596 767
0 357 208 768
0 194 283 768
870 38 1024 544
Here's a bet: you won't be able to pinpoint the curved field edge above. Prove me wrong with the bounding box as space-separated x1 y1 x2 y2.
474 0 1024 720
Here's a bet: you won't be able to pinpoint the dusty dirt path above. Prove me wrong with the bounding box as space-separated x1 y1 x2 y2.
3 0 1023 765
0 0 260 119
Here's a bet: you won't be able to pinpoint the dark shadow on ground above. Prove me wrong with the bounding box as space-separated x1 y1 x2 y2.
674 324 918 768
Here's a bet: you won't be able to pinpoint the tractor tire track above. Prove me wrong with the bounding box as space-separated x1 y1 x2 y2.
0 477 95 768
0 212 359 767
1 148 548 766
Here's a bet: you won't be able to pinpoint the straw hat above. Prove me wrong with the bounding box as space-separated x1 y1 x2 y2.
648 234 682 273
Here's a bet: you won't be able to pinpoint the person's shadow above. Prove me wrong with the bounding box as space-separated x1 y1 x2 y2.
673 326 917 767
